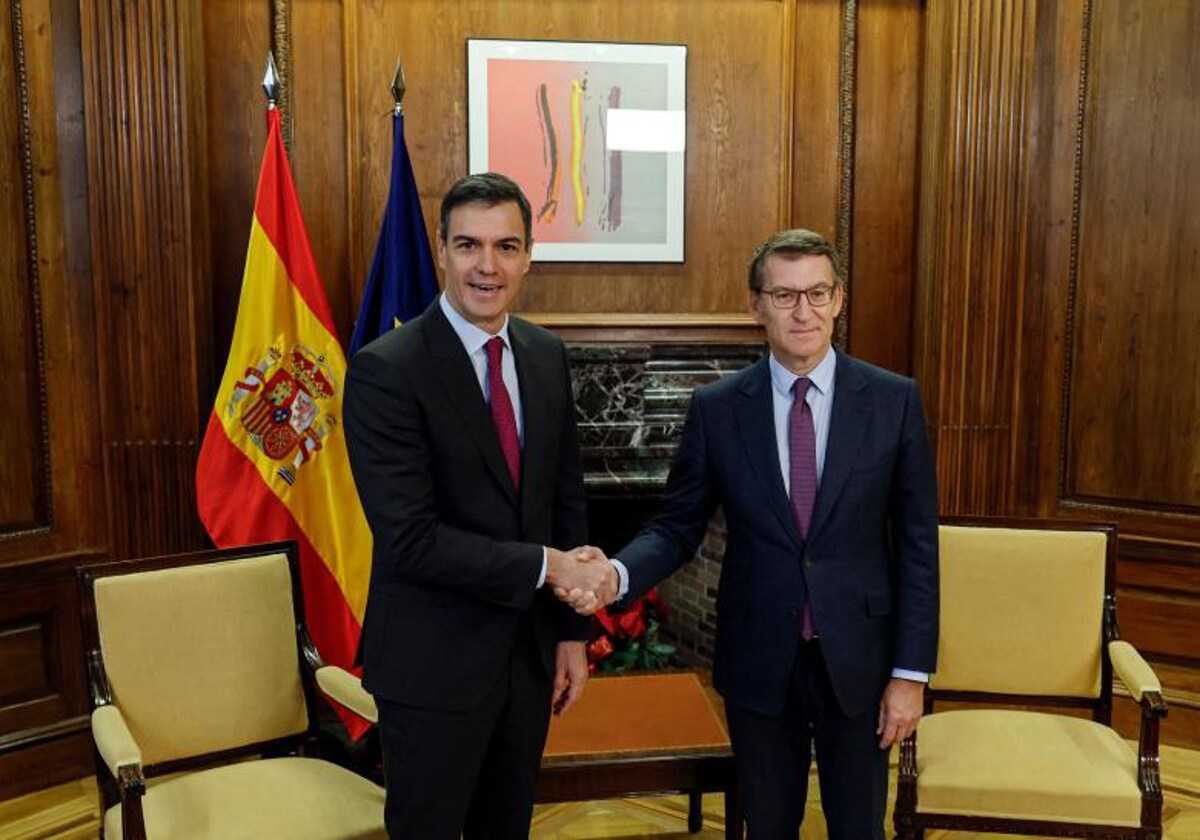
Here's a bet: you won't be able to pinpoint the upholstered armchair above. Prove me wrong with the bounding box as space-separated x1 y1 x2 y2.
80 542 384 840
893 517 1167 840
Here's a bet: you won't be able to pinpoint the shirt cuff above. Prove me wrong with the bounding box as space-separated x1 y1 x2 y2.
537 547 547 588
611 558 630 598
891 668 929 683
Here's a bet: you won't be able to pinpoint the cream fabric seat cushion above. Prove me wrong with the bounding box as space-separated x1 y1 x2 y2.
104 757 386 840
916 709 1140 826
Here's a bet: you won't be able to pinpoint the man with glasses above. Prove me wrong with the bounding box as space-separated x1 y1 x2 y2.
563 229 939 839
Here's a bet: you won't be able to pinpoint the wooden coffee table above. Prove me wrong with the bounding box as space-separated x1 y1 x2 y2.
537 671 742 839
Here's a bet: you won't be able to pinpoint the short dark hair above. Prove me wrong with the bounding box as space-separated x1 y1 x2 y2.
747 229 844 292
438 172 533 248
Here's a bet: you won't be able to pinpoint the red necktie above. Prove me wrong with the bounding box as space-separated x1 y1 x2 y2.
789 377 817 639
485 337 521 488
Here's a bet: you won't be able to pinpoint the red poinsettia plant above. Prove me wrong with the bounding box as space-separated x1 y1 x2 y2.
585 589 677 674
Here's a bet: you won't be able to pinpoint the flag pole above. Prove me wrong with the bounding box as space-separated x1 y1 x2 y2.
263 52 280 110
391 56 406 116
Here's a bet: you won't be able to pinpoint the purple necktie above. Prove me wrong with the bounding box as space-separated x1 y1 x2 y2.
485 337 521 488
789 377 817 639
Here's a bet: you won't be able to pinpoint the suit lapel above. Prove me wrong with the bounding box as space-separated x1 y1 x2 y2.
734 358 803 551
509 319 551 535
808 352 870 541
423 305 518 505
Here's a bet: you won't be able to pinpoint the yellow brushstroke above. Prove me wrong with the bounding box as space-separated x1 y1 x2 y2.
570 79 585 226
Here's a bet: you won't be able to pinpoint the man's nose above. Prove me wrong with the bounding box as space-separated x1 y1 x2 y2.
477 247 497 273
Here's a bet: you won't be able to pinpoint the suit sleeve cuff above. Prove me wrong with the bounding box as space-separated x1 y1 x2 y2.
537 547 548 588
611 558 630 598
891 668 929 683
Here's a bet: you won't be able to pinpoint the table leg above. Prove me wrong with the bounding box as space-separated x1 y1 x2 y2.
688 790 702 832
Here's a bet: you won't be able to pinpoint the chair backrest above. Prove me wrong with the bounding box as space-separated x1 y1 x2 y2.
933 519 1114 700
85 545 311 767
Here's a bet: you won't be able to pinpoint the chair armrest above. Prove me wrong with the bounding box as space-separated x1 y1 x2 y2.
1108 640 1162 703
92 705 143 778
316 665 378 723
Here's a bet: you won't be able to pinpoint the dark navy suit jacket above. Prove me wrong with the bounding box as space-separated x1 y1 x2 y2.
619 351 939 718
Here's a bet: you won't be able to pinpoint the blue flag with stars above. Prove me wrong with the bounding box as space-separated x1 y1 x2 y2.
350 111 438 354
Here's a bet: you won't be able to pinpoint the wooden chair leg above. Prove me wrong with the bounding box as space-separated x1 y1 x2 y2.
688 789 702 832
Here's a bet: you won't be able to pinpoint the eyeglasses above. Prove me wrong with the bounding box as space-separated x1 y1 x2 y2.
757 284 836 309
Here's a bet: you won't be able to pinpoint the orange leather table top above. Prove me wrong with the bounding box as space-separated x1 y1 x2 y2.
543 671 732 764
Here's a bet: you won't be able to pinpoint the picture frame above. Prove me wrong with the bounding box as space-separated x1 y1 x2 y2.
467 38 687 263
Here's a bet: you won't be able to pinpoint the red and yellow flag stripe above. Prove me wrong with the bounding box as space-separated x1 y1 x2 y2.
197 108 371 737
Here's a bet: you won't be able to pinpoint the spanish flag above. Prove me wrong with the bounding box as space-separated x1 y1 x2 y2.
196 105 372 739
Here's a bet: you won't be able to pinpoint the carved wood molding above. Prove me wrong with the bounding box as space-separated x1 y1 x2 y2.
1058 0 1094 503
1051 0 1200 524
271 0 292 154
834 0 857 349
3 0 53 540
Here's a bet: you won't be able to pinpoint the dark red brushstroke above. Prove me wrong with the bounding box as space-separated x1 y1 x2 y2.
536 82 560 223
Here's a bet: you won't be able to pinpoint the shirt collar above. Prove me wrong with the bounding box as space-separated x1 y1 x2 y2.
768 346 837 399
439 293 511 355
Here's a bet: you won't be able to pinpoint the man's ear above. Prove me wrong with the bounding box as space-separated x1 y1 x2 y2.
436 235 448 271
831 283 846 320
748 290 764 325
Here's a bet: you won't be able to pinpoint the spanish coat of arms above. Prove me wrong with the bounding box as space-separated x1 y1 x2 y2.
227 342 338 486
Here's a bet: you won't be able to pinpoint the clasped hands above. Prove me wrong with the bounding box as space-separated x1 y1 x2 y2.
546 545 617 616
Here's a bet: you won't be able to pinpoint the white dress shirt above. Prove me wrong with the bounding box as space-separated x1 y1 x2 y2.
439 295 550 586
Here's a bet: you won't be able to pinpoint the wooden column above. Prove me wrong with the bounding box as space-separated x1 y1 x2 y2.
913 0 1038 516
79 0 212 559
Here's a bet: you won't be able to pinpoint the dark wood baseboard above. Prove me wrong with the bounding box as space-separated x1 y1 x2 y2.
0 723 92 801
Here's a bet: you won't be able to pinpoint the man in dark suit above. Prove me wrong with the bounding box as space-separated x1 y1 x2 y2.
344 173 615 840
565 229 939 839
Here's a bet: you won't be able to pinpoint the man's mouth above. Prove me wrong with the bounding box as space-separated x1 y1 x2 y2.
468 282 502 293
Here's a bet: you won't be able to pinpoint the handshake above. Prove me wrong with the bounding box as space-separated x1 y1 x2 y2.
546 546 618 616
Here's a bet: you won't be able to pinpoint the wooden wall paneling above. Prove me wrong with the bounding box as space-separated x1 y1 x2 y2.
1114 538 1200 746
0 0 105 561
847 0 922 374
0 0 51 535
334 0 791 335
1011 0 1200 747
289 0 353 338
791 0 842 250
0 0 108 799
913 0 1037 516
0 556 97 800
80 0 211 560
1063 0 1200 513
199 1 270 400
205 1 931 349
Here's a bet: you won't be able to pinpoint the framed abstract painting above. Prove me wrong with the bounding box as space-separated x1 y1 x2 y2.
467 39 687 263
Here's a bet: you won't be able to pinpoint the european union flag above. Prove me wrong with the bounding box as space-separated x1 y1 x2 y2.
349 111 438 354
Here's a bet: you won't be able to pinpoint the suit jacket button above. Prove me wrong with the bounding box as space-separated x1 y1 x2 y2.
803 554 813 568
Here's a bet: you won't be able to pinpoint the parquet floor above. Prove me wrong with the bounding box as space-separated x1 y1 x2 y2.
3 744 1199 839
